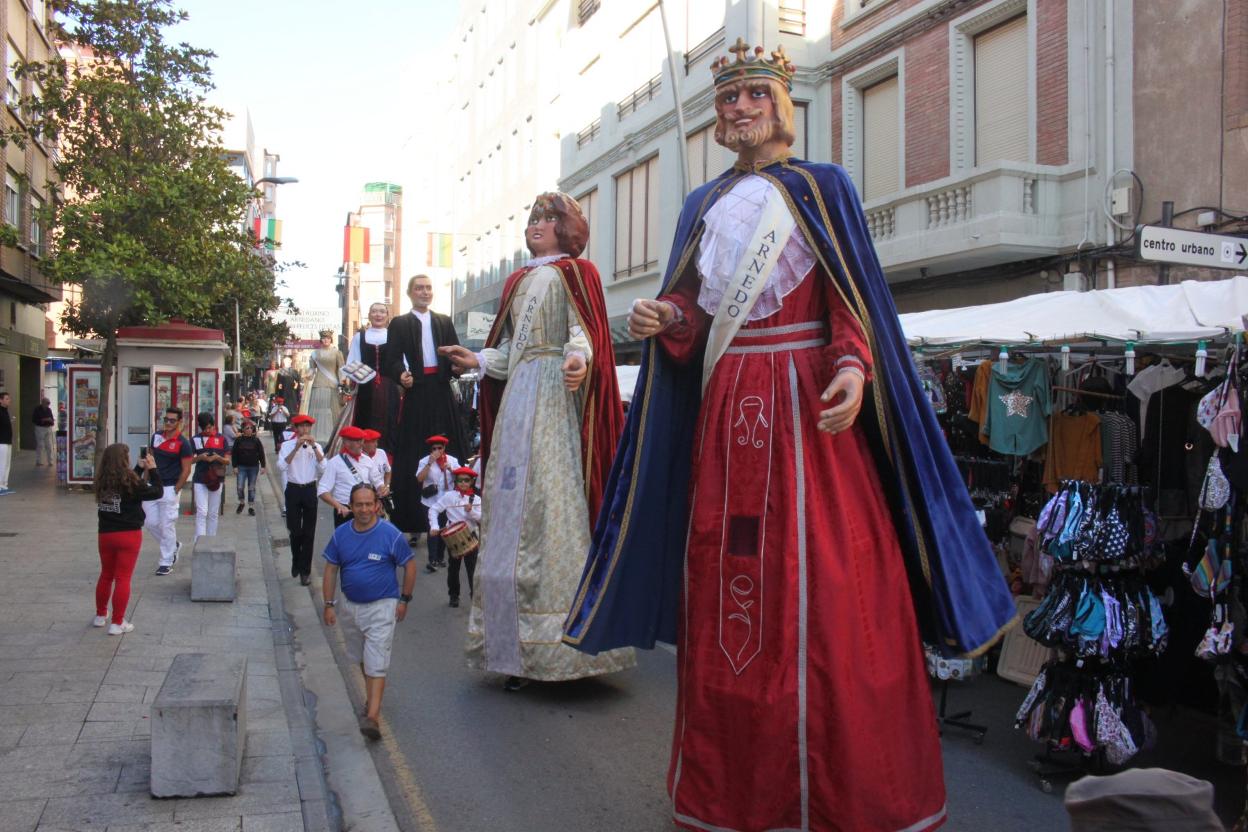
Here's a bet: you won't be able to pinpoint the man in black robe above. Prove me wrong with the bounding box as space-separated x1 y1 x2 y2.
385 274 468 537
275 355 301 413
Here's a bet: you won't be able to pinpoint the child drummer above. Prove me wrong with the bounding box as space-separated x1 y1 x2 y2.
428 466 481 608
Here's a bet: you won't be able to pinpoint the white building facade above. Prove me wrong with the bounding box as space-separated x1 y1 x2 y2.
440 0 1193 353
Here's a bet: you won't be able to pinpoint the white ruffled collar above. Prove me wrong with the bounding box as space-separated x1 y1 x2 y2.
525 253 570 269
695 175 815 322
363 327 387 344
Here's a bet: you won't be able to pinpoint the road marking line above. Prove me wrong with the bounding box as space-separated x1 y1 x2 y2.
343 669 440 832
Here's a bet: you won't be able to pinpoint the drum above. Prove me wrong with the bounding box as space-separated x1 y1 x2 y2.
442 520 479 559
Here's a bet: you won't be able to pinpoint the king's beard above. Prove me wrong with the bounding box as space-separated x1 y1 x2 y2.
717 110 776 152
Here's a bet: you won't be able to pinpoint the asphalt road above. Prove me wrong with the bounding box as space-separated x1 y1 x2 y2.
291 497 1244 831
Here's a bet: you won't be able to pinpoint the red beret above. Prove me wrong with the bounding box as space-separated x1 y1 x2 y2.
339 426 366 440
426 434 449 445
290 414 315 425
273 397 284 403
452 466 478 478
361 429 382 441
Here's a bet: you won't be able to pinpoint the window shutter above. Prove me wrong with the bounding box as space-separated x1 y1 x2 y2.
792 103 808 159
974 15 1029 165
615 172 632 276
687 130 707 188
862 75 900 202
645 157 660 267
707 131 735 181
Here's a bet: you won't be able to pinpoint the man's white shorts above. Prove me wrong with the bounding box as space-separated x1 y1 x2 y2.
340 597 398 677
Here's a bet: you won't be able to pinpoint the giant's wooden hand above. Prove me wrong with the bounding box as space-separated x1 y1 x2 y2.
628 299 676 339
562 353 588 392
437 345 479 373
817 370 864 435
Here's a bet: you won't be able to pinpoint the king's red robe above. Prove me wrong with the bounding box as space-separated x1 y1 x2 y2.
656 265 946 832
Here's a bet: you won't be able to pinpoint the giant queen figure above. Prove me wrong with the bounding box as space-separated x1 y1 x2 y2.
563 41 1017 832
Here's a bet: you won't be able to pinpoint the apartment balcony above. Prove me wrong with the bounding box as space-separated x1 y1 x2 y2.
861 163 1089 283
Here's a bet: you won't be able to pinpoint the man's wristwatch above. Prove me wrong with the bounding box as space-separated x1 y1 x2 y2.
399 594 412 604
324 600 336 607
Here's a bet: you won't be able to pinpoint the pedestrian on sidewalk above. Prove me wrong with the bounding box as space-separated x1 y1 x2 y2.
95 443 164 634
191 412 231 543
416 435 458 572
0 390 12 494
31 396 55 467
428 466 481 608
231 419 266 516
318 425 385 529
278 413 325 585
145 407 194 576
268 397 291 453
254 392 269 431
222 412 238 445
321 483 416 741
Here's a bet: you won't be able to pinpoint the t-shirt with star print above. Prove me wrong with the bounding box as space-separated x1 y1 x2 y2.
983 358 1051 456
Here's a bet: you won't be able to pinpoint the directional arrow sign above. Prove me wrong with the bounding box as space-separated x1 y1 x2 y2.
1137 225 1248 270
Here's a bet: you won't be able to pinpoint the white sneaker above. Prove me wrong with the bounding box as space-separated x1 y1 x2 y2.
92 615 108 627
107 621 135 636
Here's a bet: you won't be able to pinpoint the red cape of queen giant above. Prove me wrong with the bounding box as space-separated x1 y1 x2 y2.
478 258 624 523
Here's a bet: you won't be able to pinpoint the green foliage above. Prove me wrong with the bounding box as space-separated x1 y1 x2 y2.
3 0 292 352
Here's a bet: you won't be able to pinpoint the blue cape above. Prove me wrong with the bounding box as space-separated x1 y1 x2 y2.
563 159 1018 658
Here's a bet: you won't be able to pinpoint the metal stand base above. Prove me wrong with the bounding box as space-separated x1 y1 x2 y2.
936 678 988 744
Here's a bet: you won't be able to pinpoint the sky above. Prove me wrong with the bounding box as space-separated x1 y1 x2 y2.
170 0 459 314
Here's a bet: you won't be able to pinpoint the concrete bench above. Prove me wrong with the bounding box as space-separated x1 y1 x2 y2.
191 536 236 602
150 653 248 797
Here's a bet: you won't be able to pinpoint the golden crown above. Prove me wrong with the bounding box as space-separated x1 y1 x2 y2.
711 38 796 91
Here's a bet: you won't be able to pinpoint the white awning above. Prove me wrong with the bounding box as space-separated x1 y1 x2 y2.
899 276 1248 347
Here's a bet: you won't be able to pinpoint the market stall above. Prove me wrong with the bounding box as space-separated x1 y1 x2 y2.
897 276 1248 792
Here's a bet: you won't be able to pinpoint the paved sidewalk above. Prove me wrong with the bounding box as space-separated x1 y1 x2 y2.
0 452 384 831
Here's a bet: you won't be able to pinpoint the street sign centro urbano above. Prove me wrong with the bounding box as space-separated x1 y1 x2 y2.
1136 224 1248 270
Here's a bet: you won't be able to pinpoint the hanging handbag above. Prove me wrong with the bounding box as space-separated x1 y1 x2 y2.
1199 454 1232 511
1190 539 1232 598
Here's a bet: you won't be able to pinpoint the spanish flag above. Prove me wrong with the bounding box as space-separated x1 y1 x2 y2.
426 232 453 268
343 226 370 264
253 217 282 250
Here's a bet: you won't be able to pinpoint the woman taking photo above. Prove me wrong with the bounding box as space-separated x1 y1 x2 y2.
94 444 163 634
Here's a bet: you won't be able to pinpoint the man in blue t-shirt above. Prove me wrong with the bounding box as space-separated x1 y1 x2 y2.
322 482 416 741
144 407 195 576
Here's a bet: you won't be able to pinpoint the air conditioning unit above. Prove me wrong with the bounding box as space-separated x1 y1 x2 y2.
1063 271 1088 292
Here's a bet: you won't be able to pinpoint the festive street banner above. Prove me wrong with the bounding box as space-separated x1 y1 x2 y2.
426 232 453 268
253 217 282 250
343 226 370 263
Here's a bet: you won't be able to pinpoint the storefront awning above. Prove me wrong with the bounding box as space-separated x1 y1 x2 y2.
899 276 1248 347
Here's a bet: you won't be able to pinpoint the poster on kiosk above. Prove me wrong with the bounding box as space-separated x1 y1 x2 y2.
66 364 104 486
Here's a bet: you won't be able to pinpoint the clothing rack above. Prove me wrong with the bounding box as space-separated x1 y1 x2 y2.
1050 385 1124 400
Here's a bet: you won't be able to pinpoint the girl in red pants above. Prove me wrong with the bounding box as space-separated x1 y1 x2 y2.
95 443 164 635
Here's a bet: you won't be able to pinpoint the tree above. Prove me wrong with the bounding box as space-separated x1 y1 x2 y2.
1 0 291 456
